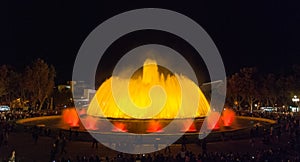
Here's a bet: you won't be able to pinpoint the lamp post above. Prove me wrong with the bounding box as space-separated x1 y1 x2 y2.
292 95 299 112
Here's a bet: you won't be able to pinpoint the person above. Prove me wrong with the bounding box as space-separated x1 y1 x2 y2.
270 126 274 143
45 128 51 136
58 129 62 138
221 132 225 141
92 138 98 149
50 143 57 161
164 145 171 154
250 128 254 138
181 135 187 150
249 138 255 148
3 131 8 147
32 126 38 144
263 127 267 143
276 126 282 142
55 136 60 147
33 131 38 144
68 128 72 141
75 130 79 138
8 150 15 162
0 131 3 147
185 153 190 162
135 154 141 162
201 139 207 155
60 136 67 154
180 147 186 161
255 124 259 137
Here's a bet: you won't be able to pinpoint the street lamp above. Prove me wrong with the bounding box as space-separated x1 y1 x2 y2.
292 95 299 112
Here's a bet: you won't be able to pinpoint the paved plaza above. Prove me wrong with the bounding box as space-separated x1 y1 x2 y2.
0 128 297 161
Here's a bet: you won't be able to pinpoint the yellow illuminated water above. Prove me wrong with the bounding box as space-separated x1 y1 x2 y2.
87 59 210 119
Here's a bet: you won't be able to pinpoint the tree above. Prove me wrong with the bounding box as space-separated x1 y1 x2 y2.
53 86 73 107
227 73 244 109
0 65 22 106
24 59 56 110
260 73 278 107
239 67 259 112
292 65 300 91
0 65 9 102
276 75 295 108
7 70 23 108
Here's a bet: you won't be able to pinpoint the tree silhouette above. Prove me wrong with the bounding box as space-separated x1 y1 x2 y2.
227 73 244 110
239 67 258 112
0 65 9 102
24 59 56 110
260 73 278 107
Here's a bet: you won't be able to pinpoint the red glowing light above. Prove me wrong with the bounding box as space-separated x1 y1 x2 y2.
62 108 79 127
147 120 164 133
82 116 98 130
207 111 221 130
181 119 197 132
221 108 236 127
112 122 127 132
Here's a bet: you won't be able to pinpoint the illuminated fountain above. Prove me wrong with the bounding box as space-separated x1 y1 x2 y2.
206 109 236 130
221 108 236 127
59 59 240 134
19 59 257 136
207 111 222 130
62 108 79 127
146 120 164 133
112 122 128 132
16 57 277 149
181 119 197 132
58 60 239 134
87 59 210 119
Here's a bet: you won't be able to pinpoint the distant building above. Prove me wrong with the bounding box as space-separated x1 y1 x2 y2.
57 84 71 92
69 81 89 98
84 89 96 102
69 81 96 108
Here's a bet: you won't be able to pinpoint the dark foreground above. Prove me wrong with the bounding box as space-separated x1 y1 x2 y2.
0 112 299 161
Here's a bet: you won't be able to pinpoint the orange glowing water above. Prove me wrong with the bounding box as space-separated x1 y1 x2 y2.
82 116 98 130
87 59 210 119
62 108 79 127
207 111 221 130
147 120 163 133
221 109 236 126
112 122 128 132
207 109 236 130
181 119 197 132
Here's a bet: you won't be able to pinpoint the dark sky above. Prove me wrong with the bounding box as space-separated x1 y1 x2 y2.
1 1 300 84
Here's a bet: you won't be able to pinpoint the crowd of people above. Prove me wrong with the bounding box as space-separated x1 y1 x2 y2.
0 109 61 122
0 109 61 147
49 147 300 162
0 109 300 161
0 109 61 162
43 110 300 162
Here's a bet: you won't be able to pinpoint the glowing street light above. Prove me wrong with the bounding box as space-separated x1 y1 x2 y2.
292 95 299 112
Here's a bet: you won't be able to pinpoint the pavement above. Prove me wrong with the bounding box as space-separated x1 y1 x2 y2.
0 129 296 162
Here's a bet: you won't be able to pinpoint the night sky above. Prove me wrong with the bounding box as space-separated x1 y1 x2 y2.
1 1 300 85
